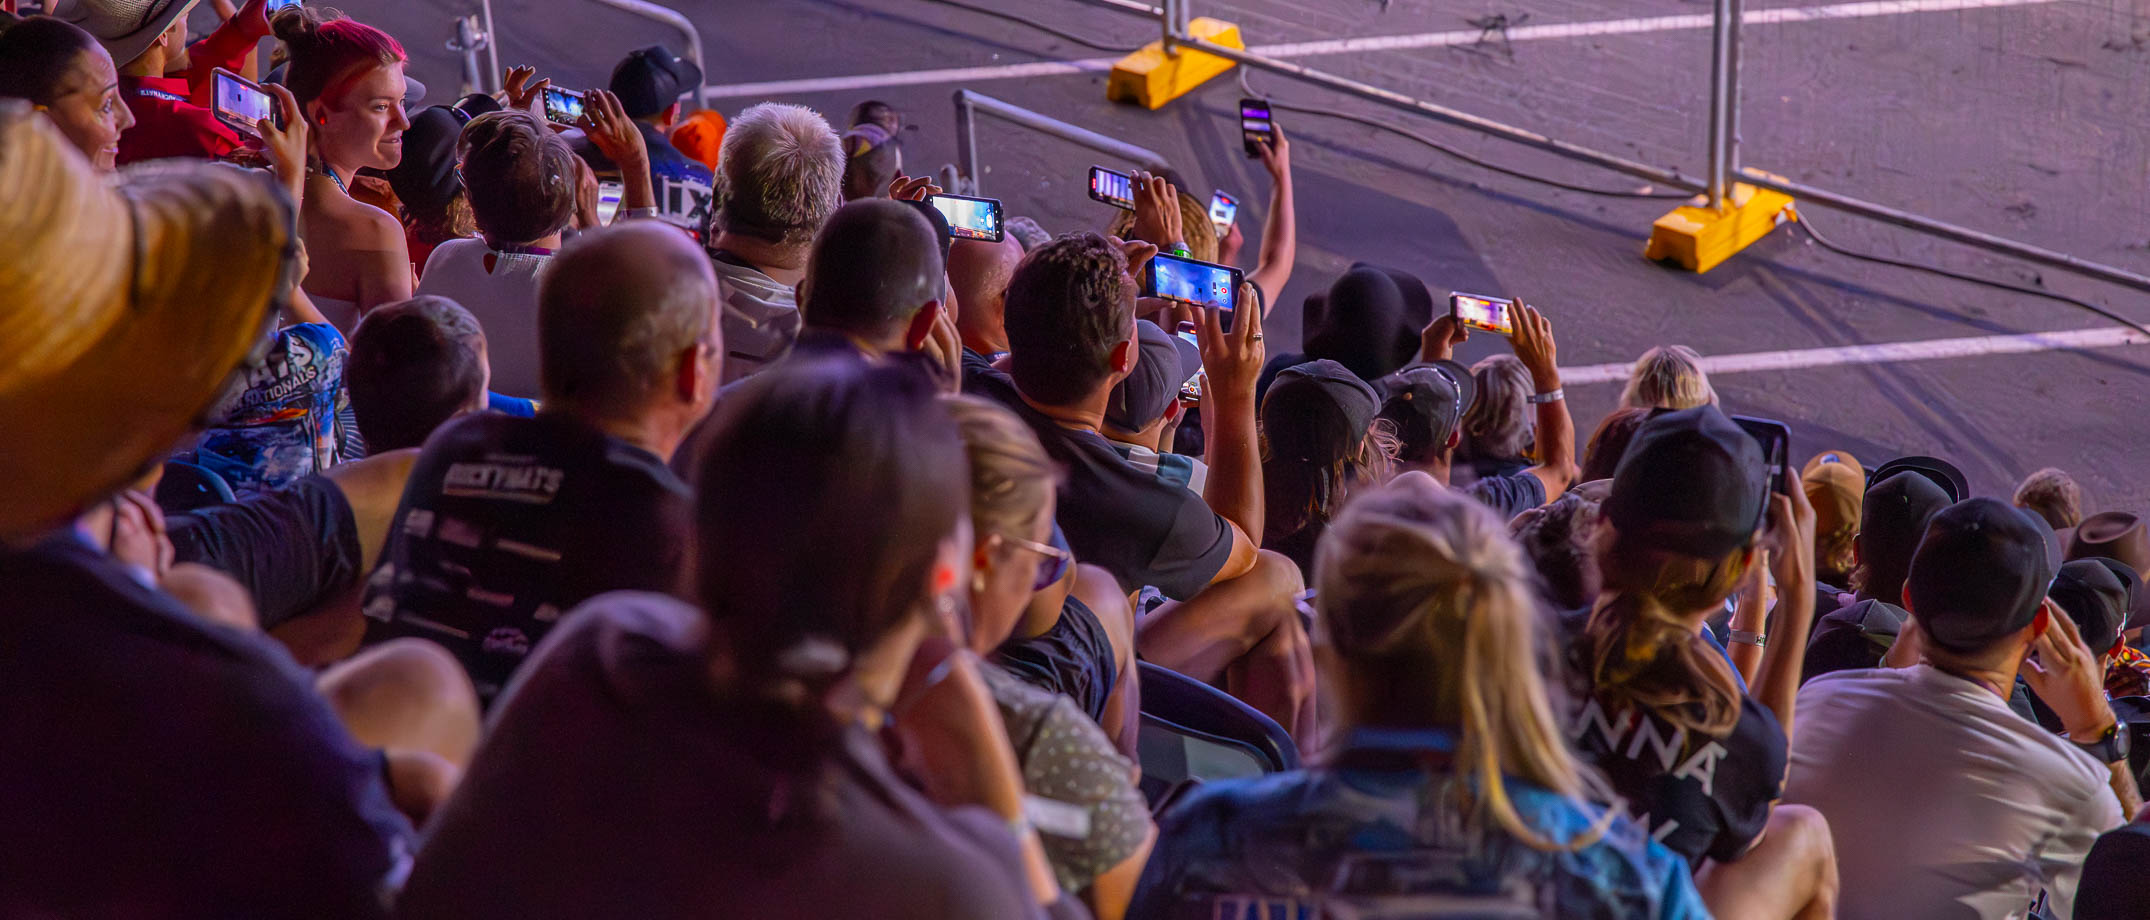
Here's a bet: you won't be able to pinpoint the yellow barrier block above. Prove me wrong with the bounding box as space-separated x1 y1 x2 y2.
1107 18 1244 110
1644 179 1799 274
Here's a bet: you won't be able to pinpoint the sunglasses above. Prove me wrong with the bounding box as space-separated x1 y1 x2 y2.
1001 531 1074 592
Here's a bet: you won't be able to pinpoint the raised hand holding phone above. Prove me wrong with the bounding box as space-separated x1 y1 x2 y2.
578 89 654 213
257 82 308 207
501 65 550 122
1130 170 1183 250
1193 282 1264 402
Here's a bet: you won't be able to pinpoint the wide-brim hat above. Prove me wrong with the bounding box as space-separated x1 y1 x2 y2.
51 0 199 69
0 102 290 539
2068 511 2150 629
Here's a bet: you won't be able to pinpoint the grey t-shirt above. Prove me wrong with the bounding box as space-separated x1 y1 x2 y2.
981 662 1150 894
709 251 800 385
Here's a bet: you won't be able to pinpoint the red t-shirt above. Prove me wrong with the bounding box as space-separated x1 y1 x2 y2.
114 11 266 166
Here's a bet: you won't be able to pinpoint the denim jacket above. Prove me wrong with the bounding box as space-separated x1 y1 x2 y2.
1128 727 1711 920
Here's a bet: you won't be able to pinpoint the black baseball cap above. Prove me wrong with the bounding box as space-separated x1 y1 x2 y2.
610 44 703 119
2049 557 2138 655
1104 320 1200 433
1375 360 1476 460
1907 498 2055 654
1603 405 1769 559
383 105 467 217
1869 455 1969 504
1262 359 1380 459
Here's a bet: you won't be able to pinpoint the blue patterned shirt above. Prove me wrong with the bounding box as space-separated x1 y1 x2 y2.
186 323 363 493
1129 727 1710 920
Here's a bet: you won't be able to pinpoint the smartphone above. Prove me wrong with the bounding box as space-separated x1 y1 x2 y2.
1088 166 1135 211
1179 375 1203 405
1208 190 1237 235
1145 252 1243 330
210 68 278 138
595 180 624 225
540 86 585 126
1732 415 1793 497
264 0 301 9
1449 292 1514 336
1173 325 1204 401
927 192 1005 243
1240 97 1274 158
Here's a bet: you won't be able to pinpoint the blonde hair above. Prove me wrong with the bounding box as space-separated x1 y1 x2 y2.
941 395 1055 540
716 103 843 247
1105 190 1217 263
1581 522 1751 737
1463 354 1534 461
1620 345 1717 410
1314 474 1609 852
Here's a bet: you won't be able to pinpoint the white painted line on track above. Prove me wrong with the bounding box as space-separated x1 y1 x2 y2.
1561 325 2150 385
703 0 2061 98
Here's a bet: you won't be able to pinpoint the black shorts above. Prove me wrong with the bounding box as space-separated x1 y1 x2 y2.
993 594 1117 723
166 474 361 630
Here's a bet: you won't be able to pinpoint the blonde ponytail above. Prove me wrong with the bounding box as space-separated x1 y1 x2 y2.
1315 474 1612 852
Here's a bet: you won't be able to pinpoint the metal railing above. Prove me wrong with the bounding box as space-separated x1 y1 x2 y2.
954 89 1172 196
1051 0 2150 294
585 0 710 110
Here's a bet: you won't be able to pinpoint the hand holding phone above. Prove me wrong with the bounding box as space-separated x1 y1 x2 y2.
927 193 1005 243
210 68 279 138
1208 190 1237 235
1144 252 1243 320
1732 416 1793 501
1088 166 1135 211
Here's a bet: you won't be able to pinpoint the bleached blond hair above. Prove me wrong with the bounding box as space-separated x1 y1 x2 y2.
1619 345 1718 410
715 103 843 248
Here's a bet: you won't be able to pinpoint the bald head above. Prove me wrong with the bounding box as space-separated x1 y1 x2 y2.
949 233 1023 353
799 198 944 347
539 222 719 412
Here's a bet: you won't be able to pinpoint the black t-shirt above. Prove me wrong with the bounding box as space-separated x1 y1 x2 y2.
1800 598 1906 683
970 368 1233 599
1558 609 1787 867
2080 822 2150 920
168 474 360 629
362 412 692 703
1461 468 1546 521
0 535 412 917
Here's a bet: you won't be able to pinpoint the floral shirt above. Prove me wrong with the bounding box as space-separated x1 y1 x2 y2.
2107 644 2150 699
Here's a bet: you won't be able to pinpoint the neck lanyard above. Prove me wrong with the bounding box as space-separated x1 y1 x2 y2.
316 163 346 195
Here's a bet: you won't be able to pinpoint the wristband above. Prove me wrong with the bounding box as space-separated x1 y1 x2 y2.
1167 242 1190 258
1526 388 1565 405
619 206 660 220
1728 629 1766 647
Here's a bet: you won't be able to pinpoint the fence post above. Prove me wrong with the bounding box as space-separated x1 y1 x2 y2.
954 91 981 195
1705 0 1744 211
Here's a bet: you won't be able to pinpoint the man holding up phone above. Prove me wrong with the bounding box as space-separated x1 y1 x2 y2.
1413 301 1579 516
55 0 275 165
968 232 1316 742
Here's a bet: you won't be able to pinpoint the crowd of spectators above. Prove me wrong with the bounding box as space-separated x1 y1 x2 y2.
4 2 2149 918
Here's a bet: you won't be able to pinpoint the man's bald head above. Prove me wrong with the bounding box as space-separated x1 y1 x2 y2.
948 233 1024 351
798 198 944 347
539 222 720 411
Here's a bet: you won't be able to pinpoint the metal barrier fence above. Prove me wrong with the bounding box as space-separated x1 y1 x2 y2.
1105 0 2150 293
953 90 1173 195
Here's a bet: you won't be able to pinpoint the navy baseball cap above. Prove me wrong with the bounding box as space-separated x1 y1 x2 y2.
1908 498 2055 653
610 45 702 118
1375 360 1475 461
1105 320 1200 433
1603 405 1769 559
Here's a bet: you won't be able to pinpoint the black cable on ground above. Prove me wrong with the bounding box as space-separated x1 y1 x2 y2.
1794 214 2150 339
1241 70 1689 200
908 0 1147 53
1242 73 2150 336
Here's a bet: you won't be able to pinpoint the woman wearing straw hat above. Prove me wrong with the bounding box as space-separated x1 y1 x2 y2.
0 102 419 916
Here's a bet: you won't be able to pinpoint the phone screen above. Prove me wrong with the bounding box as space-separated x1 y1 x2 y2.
541 87 585 125
212 69 274 137
264 0 301 9
596 181 625 225
1147 252 1240 314
1449 293 1514 335
1208 190 1237 234
1089 166 1135 211
1240 98 1273 157
929 193 1004 242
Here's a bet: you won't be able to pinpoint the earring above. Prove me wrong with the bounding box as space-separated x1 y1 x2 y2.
971 571 986 594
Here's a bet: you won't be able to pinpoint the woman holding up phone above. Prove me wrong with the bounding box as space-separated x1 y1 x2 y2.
272 4 414 332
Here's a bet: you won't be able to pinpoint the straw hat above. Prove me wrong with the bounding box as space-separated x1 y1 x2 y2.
49 0 200 68
0 101 291 540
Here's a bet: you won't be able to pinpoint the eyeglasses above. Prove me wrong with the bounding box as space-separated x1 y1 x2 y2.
1000 531 1073 592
